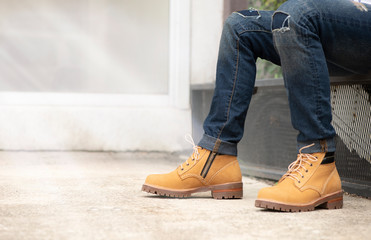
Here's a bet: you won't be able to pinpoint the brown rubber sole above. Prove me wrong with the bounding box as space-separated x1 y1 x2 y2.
142 182 243 199
255 190 343 212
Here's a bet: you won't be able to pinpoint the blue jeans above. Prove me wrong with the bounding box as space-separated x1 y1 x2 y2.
199 0 371 155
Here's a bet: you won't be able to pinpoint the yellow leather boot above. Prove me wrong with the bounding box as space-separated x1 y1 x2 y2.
142 142 243 199
255 145 343 212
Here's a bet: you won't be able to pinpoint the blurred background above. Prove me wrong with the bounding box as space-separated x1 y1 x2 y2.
0 0 283 152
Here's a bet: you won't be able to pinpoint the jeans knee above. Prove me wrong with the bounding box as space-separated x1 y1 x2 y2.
223 12 241 36
272 12 291 33
272 10 296 50
272 0 319 33
223 9 262 36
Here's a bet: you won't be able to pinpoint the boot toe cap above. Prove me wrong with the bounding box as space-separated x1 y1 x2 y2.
257 186 288 202
144 174 163 186
257 186 275 199
144 172 179 188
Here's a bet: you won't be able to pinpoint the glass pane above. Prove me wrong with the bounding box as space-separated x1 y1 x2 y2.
0 0 169 94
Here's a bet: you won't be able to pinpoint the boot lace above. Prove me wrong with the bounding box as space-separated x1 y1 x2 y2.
180 134 201 171
281 144 319 183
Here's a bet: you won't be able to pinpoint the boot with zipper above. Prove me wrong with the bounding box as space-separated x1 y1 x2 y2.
142 137 243 199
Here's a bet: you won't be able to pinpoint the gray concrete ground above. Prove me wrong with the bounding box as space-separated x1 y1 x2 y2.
0 151 370 240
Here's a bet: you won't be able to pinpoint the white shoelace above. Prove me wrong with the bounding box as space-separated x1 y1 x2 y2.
180 134 201 170
281 144 319 183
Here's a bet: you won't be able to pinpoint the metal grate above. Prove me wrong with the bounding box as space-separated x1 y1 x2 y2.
331 84 371 162
335 136 371 183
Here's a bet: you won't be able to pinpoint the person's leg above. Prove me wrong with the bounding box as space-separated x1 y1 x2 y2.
199 10 280 156
142 10 280 199
274 0 371 153
256 0 371 211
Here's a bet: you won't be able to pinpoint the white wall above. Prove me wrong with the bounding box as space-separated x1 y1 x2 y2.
0 105 191 151
190 0 224 85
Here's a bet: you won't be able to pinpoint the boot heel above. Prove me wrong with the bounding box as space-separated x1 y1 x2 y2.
211 182 243 200
321 197 343 209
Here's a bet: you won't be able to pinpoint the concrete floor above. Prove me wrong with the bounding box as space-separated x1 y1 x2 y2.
0 151 370 240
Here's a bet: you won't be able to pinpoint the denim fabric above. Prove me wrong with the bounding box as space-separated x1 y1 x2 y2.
199 0 371 155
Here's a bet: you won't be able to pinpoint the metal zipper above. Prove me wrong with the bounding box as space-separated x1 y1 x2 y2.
201 152 217 178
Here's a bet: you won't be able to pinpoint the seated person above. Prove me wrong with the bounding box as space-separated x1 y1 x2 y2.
142 0 371 212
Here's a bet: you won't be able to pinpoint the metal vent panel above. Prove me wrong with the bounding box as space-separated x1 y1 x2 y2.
331 85 371 162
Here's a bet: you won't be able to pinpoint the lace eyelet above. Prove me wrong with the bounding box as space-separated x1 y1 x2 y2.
181 168 184 171
186 163 189 166
298 181 301 183
302 176 304 178
306 170 308 172
310 163 313 166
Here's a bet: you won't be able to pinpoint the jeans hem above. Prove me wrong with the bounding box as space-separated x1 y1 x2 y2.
297 138 336 153
198 134 238 156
